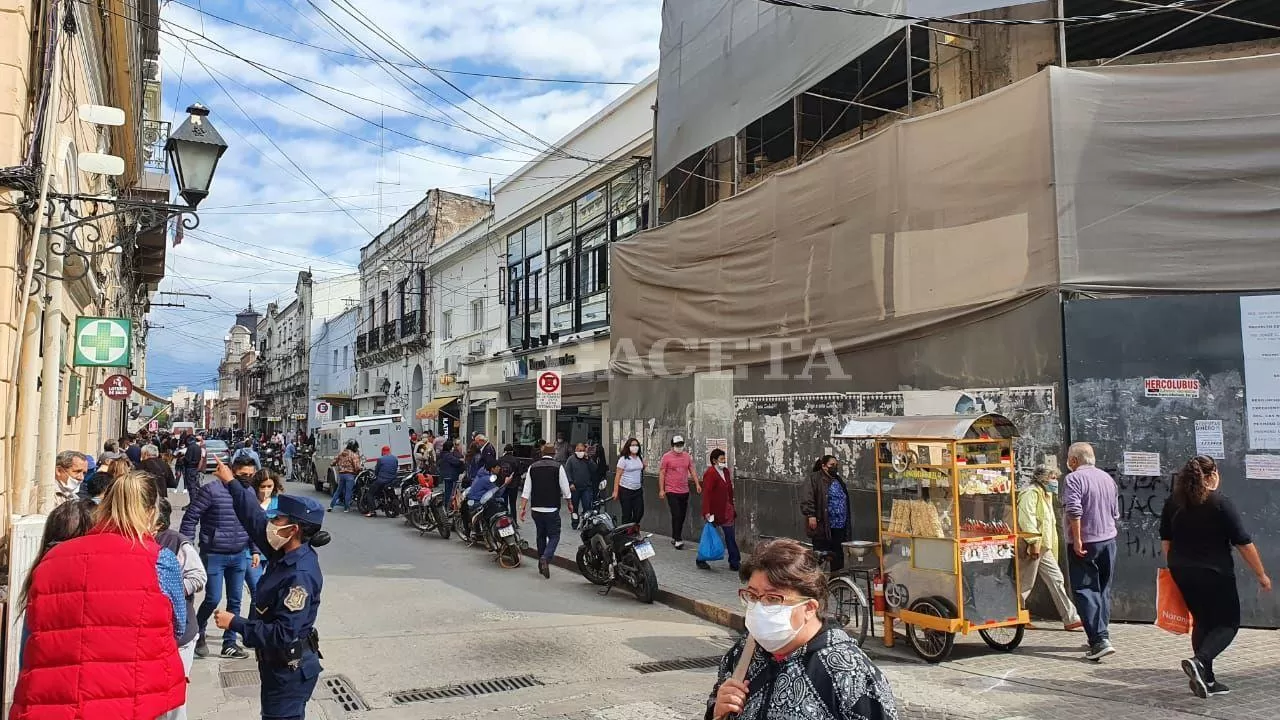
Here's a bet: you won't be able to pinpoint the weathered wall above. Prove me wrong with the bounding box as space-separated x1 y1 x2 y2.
1065 293 1280 627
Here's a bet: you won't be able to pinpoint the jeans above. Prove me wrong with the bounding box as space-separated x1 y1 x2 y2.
814 526 849 573
182 468 200 493
1068 538 1116 646
1019 547 1081 626
246 549 264 599
532 510 562 562
368 477 395 512
197 550 249 649
330 473 355 510
571 485 596 526
721 524 741 569
1172 566 1241 684
284 456 293 479
442 477 458 513
619 487 644 525
666 492 690 542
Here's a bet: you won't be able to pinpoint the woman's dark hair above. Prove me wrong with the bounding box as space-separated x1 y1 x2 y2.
298 521 331 548
738 538 828 602
156 497 173 531
84 470 115 498
621 437 641 458
710 448 726 464
1175 455 1216 507
812 455 837 473
255 471 282 497
21 500 95 607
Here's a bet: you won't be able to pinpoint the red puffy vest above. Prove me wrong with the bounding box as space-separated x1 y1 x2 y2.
11 529 186 720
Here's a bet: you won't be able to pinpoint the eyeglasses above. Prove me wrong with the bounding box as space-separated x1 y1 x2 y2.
738 588 812 608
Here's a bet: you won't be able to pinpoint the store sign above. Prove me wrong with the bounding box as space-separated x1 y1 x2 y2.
100 373 133 400
148 420 159 432
74 316 132 367
536 370 562 410
962 540 1014 564
529 354 575 371
1144 377 1200 398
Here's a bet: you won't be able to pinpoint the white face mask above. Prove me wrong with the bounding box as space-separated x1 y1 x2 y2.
745 600 809 653
266 522 297 550
717 462 728 470
629 445 640 454
575 451 586 459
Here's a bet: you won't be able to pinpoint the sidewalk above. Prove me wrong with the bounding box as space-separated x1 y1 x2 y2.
537 525 1280 720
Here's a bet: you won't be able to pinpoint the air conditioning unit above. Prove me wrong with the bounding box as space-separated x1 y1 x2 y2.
468 339 485 356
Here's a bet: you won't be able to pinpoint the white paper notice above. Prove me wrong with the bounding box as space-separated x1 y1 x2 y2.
1194 420 1225 460
741 421 754 444
1245 454 1280 481
1241 295 1280 450
1123 451 1161 476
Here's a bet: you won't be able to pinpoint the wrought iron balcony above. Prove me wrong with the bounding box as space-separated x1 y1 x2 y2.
366 330 380 352
141 119 171 174
382 321 397 346
400 311 420 338
356 332 367 354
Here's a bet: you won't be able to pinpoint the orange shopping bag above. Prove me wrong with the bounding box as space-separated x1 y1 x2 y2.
1155 568 1193 635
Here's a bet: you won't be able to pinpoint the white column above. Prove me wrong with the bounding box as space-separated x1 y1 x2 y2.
35 245 64 513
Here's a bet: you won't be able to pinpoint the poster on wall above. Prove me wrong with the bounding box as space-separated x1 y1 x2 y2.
1122 451 1161 476
1144 378 1200 398
1194 420 1225 459
1245 454 1280 481
1241 295 1280 450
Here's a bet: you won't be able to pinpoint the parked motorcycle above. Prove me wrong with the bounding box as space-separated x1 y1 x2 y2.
575 498 659 603
456 487 526 568
292 449 317 485
354 469 408 518
262 445 283 474
406 475 452 540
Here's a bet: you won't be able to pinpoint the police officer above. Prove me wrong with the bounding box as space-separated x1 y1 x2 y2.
212 457 330 720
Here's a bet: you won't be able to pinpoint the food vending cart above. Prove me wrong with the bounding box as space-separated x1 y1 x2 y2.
833 413 1029 662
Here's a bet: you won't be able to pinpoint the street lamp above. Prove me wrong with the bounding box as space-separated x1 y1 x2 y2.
165 104 228 209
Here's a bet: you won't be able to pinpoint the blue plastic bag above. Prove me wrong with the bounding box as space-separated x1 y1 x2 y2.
697 522 726 562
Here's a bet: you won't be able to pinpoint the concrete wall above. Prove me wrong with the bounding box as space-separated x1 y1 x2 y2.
309 306 358 427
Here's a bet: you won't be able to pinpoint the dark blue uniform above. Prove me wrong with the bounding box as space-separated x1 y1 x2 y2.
226 482 324 720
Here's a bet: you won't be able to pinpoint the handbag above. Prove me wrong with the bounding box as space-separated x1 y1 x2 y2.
1155 568 1193 635
697 522 726 562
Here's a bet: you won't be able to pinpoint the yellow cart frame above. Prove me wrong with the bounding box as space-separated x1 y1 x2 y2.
833 413 1030 662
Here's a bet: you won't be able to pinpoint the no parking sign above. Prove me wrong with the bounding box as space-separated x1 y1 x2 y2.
535 371 561 410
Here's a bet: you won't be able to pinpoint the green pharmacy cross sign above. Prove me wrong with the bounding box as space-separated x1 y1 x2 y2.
73 317 133 368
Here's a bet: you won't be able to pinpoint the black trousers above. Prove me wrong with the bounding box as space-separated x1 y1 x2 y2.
1171 565 1241 683
814 527 849 573
619 487 645 525
667 492 690 542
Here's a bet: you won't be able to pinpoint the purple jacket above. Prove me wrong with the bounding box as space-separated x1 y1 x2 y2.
179 480 252 554
1061 464 1119 544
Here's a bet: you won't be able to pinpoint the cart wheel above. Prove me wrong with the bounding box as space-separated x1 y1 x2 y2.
905 596 957 664
884 582 909 611
978 624 1025 652
824 577 869 648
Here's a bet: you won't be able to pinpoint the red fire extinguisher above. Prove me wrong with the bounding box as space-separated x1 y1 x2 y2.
872 572 885 613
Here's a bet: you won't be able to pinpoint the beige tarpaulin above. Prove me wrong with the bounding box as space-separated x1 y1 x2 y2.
613 70 1057 375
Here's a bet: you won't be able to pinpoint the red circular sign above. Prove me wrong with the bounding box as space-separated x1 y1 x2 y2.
316 401 331 415
537 371 561 394
101 374 133 400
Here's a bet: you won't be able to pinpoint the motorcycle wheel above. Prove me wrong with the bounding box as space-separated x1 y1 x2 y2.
498 543 521 569
356 488 376 515
409 506 434 533
576 545 611 586
455 513 471 544
435 507 451 539
382 497 400 518
625 555 658 604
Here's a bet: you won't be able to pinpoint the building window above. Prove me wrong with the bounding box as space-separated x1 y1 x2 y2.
367 299 376 333
381 290 389 325
333 348 339 369
398 279 407 320
442 310 453 340
471 297 484 332
343 345 349 368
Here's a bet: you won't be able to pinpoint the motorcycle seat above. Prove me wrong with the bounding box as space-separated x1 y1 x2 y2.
613 522 639 535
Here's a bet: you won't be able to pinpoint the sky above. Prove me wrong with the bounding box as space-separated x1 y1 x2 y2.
146 0 661 396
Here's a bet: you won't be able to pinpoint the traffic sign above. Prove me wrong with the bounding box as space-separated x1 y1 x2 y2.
101 373 133 400
535 370 562 410
74 316 132 367
316 401 331 415
148 420 159 432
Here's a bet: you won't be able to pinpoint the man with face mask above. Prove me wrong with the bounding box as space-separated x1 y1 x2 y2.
53 450 89 504
564 443 596 530
212 458 330 720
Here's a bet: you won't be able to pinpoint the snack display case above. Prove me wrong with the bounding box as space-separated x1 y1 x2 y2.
833 413 1028 662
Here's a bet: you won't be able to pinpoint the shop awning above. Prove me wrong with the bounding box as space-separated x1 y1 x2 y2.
316 392 351 401
132 385 168 404
416 395 460 420
469 399 490 410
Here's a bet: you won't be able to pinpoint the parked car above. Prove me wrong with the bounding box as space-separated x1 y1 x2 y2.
203 439 231 472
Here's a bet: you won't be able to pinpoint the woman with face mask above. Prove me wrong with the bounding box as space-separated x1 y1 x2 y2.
800 455 852 573
698 449 740 571
708 538 896 720
211 457 332 720
612 437 646 525
1017 465 1083 631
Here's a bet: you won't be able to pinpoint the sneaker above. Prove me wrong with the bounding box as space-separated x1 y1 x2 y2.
538 559 550 579
1084 640 1115 661
221 645 250 660
1183 658 1209 699
1207 681 1231 697
674 541 684 550
327 507 333 513
194 638 209 658
1064 621 1084 631
696 560 711 570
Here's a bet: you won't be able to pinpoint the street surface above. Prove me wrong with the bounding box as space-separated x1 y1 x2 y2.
179 479 1280 719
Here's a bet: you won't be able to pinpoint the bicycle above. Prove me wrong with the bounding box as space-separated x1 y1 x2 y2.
759 536 873 648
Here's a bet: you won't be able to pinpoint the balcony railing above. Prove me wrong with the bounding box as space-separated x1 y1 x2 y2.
141 119 170 174
382 321 397 346
356 333 367 354
367 330 380 352
400 311 420 338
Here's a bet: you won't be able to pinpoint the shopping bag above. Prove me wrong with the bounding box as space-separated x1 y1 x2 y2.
1155 568 1193 635
697 522 726 562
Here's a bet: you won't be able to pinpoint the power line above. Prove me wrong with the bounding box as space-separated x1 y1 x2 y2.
164 0 637 85
753 0 1216 25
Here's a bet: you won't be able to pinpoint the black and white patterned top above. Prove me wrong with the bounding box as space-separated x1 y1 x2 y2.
705 626 897 720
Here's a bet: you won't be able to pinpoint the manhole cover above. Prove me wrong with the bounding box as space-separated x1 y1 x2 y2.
322 675 369 712
391 675 544 704
631 656 723 674
219 670 259 688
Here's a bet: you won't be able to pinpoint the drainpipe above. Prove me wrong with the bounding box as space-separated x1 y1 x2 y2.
14 301 43 512
34 240 64 513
